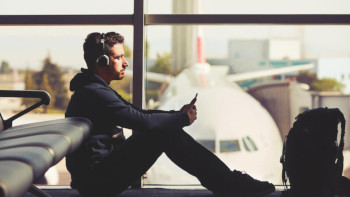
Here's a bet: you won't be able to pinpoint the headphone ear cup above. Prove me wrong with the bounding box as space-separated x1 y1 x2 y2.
96 55 109 67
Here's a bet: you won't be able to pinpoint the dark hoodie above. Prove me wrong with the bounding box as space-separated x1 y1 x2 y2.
65 68 189 184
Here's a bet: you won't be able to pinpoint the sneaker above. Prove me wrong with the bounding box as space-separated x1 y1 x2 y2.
218 170 275 197
336 176 350 196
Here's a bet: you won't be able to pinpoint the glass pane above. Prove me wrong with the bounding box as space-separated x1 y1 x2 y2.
220 140 241 153
0 0 133 14
197 140 216 152
243 136 258 151
144 25 350 186
0 25 133 185
147 0 350 14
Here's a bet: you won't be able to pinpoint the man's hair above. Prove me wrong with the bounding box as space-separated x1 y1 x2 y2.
83 32 125 71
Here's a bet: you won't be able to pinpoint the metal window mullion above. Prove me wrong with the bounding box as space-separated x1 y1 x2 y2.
0 15 133 25
145 14 350 25
130 0 145 189
133 0 145 108
2 14 350 26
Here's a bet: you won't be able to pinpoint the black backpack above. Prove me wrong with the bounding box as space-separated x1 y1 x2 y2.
280 107 349 197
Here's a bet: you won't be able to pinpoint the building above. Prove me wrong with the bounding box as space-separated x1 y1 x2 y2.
248 81 312 140
248 82 350 150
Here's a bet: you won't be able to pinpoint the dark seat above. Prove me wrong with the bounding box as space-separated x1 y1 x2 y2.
0 117 91 153
0 90 92 197
0 147 53 180
0 161 33 197
0 118 92 197
0 134 70 163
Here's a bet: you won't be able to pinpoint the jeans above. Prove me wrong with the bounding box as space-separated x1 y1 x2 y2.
75 128 233 197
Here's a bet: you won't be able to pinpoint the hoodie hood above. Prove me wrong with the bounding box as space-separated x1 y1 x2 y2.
70 68 108 91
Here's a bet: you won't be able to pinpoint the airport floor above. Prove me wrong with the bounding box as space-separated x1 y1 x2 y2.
23 187 284 197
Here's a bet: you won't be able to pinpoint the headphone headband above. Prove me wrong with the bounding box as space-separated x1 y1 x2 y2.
100 33 105 48
96 33 109 67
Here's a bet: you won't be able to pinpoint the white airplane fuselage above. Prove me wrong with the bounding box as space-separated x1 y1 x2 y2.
145 64 283 186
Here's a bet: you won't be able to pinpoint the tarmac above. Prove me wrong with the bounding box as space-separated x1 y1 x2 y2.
23 186 285 197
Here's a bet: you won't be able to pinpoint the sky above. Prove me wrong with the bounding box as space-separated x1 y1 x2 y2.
0 0 350 70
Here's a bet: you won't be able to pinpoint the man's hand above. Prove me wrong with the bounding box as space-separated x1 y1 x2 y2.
180 103 197 125
180 94 198 125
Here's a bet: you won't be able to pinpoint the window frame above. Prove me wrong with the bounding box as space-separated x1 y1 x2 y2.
0 1 349 187
1 1 349 107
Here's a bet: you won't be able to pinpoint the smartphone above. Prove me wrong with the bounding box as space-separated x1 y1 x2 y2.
190 93 198 105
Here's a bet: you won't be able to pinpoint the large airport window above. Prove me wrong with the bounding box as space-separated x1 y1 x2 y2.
0 25 134 115
1 0 349 189
144 24 350 186
0 25 133 185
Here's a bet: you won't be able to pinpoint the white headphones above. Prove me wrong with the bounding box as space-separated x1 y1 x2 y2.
96 33 109 67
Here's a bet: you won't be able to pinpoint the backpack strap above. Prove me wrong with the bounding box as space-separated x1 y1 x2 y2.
280 135 288 190
335 109 346 178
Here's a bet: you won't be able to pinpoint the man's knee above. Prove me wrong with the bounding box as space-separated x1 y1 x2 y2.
150 128 183 144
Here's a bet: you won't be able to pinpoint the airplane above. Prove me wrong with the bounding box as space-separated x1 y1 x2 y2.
125 0 315 187
137 29 314 187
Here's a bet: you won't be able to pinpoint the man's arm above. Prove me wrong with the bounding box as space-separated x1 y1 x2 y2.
98 87 189 132
113 89 176 114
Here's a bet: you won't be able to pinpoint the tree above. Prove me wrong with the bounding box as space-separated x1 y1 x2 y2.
41 55 69 110
124 44 132 58
40 73 55 112
149 52 171 74
296 71 345 92
23 69 37 90
22 55 69 112
146 52 172 105
296 71 317 86
145 41 150 59
311 78 345 92
0 60 11 74
22 69 39 107
110 76 132 102
124 41 149 58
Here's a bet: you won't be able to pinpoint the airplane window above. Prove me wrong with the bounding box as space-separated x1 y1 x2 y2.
220 140 241 153
247 136 258 151
197 140 215 153
242 138 251 152
242 136 258 152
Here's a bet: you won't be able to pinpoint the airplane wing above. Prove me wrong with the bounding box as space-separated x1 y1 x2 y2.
125 70 174 83
126 63 314 83
226 63 314 82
